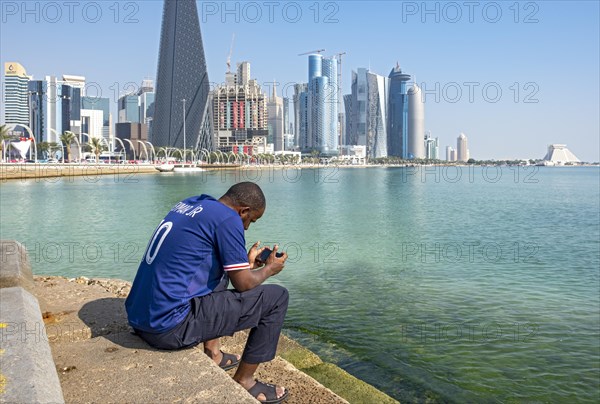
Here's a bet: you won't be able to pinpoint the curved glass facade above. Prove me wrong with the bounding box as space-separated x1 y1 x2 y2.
407 84 425 159
308 55 322 82
303 55 338 156
388 66 411 158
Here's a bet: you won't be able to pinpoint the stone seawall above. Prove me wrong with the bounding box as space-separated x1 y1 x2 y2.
0 240 64 404
0 163 158 182
0 239 398 403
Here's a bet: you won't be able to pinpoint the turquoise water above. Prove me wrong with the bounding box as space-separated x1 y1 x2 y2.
1 166 599 402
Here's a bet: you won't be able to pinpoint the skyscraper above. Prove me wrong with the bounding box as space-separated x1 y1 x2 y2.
28 80 46 143
267 83 284 152
212 61 268 154
138 79 155 131
62 75 86 95
425 132 439 160
237 62 250 86
152 0 212 150
407 84 425 159
388 63 411 158
304 54 338 155
4 62 30 127
118 95 141 123
322 57 339 154
293 83 308 150
282 97 293 150
446 146 456 161
345 68 389 158
60 84 81 136
457 133 468 162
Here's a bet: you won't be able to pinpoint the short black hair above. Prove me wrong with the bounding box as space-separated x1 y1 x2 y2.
222 182 266 210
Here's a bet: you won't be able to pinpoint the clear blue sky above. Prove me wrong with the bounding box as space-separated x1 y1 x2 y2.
1 0 598 161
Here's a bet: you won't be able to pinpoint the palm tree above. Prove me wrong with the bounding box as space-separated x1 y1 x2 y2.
310 149 321 165
37 142 50 158
59 131 76 163
88 136 105 163
0 124 11 162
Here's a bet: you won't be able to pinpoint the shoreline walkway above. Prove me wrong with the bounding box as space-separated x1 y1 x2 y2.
32 275 398 403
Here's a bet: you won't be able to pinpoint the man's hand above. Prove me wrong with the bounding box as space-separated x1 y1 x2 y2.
231 244 288 292
248 241 267 269
264 244 287 276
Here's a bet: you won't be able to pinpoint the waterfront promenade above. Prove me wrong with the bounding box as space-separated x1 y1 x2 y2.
0 238 397 403
0 163 159 181
32 276 397 403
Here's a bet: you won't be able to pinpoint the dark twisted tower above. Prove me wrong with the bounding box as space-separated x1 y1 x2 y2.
152 0 212 150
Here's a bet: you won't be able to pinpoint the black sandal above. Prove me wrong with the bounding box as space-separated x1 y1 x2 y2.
247 380 289 403
218 350 240 370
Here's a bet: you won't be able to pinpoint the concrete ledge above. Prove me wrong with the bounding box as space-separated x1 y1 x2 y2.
0 287 65 403
0 240 33 293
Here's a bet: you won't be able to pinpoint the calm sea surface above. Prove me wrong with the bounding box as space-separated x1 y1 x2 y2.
1 166 599 402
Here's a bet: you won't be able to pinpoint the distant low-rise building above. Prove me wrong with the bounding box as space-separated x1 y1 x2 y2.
543 144 580 163
115 122 148 160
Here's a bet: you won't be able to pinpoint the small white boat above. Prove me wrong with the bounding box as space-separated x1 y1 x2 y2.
173 165 205 172
173 163 206 173
155 163 175 172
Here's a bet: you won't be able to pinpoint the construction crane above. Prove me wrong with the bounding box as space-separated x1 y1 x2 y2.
298 49 325 56
226 33 235 72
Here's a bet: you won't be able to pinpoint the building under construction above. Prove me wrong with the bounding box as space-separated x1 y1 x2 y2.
212 61 269 154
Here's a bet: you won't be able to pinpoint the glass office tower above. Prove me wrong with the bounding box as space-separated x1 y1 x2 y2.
388 64 411 158
305 55 338 156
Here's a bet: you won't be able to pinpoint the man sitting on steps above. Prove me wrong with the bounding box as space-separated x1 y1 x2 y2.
125 182 289 403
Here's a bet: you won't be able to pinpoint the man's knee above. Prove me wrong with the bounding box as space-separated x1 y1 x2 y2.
263 284 289 309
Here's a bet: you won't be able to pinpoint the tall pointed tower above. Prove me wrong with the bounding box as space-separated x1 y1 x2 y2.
152 0 212 150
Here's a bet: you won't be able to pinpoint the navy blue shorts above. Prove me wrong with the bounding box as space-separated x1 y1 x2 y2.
135 284 289 364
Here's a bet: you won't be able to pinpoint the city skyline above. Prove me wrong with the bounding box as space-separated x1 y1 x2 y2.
1 1 598 161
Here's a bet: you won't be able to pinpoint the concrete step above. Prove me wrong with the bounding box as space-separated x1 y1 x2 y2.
36 276 349 404
51 331 256 403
